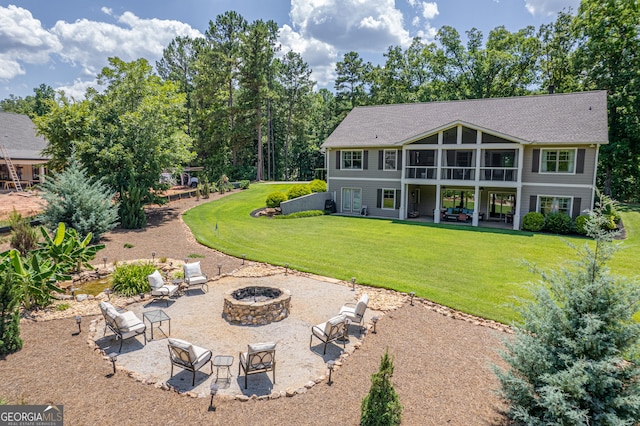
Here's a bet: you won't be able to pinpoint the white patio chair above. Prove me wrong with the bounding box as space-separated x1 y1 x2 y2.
339 293 369 334
99 301 146 352
310 314 348 354
147 270 178 306
183 261 208 293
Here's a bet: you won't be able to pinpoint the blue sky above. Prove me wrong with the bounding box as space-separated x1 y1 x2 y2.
0 0 579 101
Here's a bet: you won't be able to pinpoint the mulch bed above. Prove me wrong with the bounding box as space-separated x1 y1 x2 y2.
0 191 510 425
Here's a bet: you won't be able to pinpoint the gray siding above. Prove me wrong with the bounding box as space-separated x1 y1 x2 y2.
521 145 597 185
329 148 403 180
331 177 401 219
520 185 595 219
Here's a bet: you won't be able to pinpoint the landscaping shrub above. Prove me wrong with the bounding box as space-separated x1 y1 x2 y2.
266 192 287 208
574 214 589 235
239 180 250 189
0 270 23 355
200 176 211 199
8 210 38 255
110 262 156 296
361 348 402 426
521 212 545 232
217 174 233 194
286 184 311 200
39 160 119 241
119 185 146 229
544 212 573 234
308 179 327 193
273 210 324 219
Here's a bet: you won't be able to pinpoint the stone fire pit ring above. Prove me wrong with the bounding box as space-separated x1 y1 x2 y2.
223 285 291 325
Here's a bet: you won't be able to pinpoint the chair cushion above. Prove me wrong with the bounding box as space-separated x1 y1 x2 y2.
188 343 210 364
151 284 178 297
147 270 164 289
324 315 345 336
115 311 141 331
183 261 202 278
169 338 192 363
186 276 207 285
248 342 276 353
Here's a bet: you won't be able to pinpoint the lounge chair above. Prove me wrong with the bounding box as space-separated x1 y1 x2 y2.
147 270 178 306
310 314 348 354
99 301 146 352
167 338 213 386
238 342 276 389
339 293 369 334
183 261 208 293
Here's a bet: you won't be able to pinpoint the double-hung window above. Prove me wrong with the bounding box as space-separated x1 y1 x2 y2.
539 196 571 215
382 189 396 209
384 150 397 170
541 149 575 173
342 150 363 170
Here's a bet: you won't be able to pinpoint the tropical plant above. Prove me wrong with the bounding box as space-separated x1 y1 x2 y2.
521 211 545 232
0 269 23 355
361 348 403 426
8 210 38 255
35 223 105 274
39 159 119 241
110 262 156 296
495 197 640 424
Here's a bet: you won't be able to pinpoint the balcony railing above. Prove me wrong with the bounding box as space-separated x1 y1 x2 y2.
442 167 475 180
480 167 517 182
405 166 437 179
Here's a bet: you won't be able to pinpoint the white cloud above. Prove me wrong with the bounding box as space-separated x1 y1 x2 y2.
524 0 579 17
0 5 62 80
289 0 411 52
278 24 336 88
421 2 439 20
56 78 100 101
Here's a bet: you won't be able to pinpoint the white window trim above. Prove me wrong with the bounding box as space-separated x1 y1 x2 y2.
341 150 364 170
537 195 573 216
383 149 397 171
539 148 577 175
382 188 396 210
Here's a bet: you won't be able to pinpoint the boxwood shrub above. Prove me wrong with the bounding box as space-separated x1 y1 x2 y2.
286 184 312 200
544 212 573 234
309 179 327 193
574 214 589 235
266 192 287 208
522 212 545 232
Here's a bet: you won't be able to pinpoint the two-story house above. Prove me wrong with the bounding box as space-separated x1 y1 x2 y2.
321 91 608 230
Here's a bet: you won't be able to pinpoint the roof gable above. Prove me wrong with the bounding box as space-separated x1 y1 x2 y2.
322 91 609 149
0 112 49 160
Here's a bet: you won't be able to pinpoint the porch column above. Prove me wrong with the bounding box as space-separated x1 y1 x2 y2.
39 165 45 183
513 185 522 230
472 186 479 227
434 185 441 224
399 184 406 219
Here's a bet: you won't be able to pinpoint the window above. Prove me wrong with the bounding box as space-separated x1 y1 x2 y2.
539 196 571 215
342 150 363 170
342 188 362 212
384 150 397 170
382 189 396 209
541 149 575 173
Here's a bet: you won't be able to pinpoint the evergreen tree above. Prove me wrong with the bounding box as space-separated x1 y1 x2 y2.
361 348 403 426
40 160 119 241
495 196 640 424
0 270 23 355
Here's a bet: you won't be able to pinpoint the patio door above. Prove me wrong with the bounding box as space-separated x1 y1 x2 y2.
342 188 362 213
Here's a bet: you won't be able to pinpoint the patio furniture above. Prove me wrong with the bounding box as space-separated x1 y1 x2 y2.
99 301 146 352
168 338 213 386
238 342 276 389
183 261 209 293
213 355 234 384
310 314 348 354
143 309 171 340
339 293 369 333
147 270 178 306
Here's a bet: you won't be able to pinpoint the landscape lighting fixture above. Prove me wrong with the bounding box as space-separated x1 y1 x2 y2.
209 383 219 411
217 263 222 275
102 256 107 268
285 263 289 275
327 360 335 385
351 277 356 291
372 316 379 334
108 352 118 375
151 251 156 262
74 315 82 334
409 292 415 306
242 254 246 265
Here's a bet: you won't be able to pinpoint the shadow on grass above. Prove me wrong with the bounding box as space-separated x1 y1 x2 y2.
389 218 535 237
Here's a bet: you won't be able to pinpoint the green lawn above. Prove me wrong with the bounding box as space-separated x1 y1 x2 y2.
183 184 640 324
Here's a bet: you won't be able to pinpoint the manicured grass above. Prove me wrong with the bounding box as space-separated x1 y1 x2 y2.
183 184 640 324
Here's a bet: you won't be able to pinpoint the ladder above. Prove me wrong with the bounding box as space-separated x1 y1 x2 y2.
0 144 23 191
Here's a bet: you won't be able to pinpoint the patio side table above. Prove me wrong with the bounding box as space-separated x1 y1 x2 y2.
143 309 171 340
212 355 234 383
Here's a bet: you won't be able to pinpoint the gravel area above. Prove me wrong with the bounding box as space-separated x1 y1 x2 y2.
0 191 510 425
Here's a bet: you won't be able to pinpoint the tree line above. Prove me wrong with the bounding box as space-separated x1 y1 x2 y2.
1 0 638 209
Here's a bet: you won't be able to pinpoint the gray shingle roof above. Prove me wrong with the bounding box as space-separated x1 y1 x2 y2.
322 91 609 148
0 112 49 160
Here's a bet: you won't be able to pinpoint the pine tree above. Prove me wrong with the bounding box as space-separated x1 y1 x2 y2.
495 196 640 424
40 160 119 241
361 348 403 426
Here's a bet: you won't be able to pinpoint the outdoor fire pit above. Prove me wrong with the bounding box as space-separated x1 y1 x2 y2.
223 285 291 325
